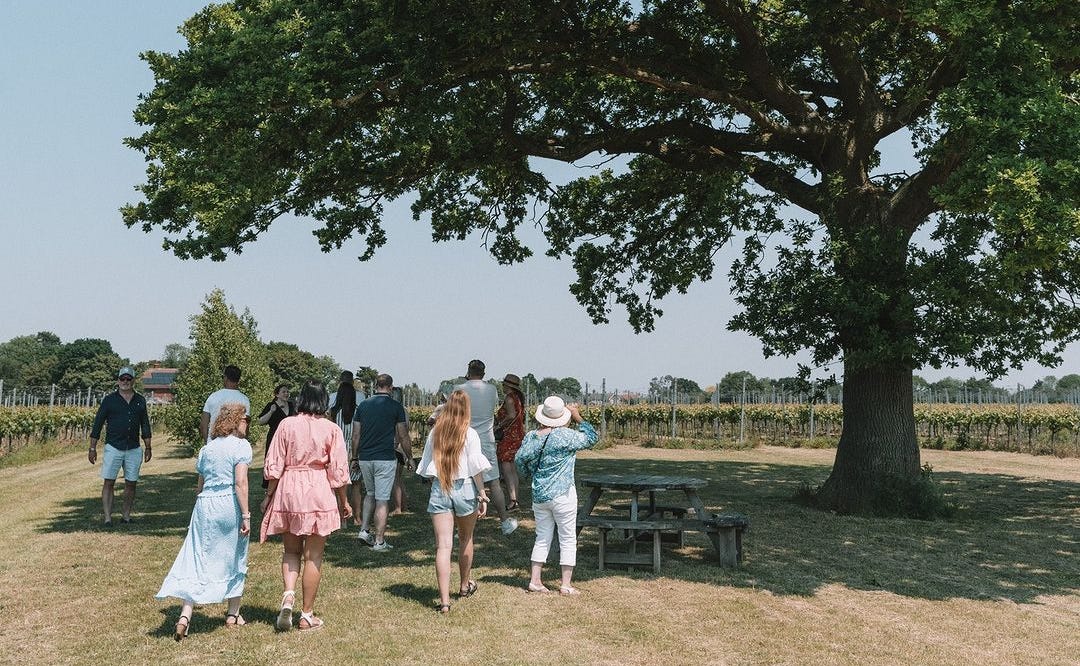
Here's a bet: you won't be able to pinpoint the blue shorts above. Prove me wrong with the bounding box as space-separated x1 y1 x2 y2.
427 478 479 517
101 444 143 482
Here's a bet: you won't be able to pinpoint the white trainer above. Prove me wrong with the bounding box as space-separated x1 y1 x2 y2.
356 529 374 545
501 518 519 535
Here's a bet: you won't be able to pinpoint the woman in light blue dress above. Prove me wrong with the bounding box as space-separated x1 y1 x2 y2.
156 402 252 641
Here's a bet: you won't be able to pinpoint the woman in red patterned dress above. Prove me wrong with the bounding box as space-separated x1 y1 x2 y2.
495 374 526 511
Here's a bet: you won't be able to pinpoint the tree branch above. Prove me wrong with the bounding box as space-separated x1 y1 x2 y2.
886 133 966 228
701 0 820 125
882 53 964 135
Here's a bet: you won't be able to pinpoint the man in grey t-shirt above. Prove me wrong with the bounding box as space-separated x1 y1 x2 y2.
456 359 517 535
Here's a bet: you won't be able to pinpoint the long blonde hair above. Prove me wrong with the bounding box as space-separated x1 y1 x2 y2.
432 390 470 491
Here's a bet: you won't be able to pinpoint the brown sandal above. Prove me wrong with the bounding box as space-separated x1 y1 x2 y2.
225 612 246 628
174 615 190 641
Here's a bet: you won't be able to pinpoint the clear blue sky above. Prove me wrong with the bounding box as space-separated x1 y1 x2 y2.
1 2 1075 392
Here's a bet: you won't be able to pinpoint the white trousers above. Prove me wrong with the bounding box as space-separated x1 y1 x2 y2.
530 486 578 567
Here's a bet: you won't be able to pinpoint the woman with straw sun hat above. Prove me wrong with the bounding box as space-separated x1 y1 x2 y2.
515 396 598 595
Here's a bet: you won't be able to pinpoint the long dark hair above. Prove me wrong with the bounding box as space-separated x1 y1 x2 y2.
297 380 329 415
331 380 357 423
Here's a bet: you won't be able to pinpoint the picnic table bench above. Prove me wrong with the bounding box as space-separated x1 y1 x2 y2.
577 516 685 573
576 474 749 571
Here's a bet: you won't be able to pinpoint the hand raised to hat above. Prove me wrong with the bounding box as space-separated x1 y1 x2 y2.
567 403 583 423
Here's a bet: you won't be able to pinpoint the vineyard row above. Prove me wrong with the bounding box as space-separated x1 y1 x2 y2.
4 403 1078 458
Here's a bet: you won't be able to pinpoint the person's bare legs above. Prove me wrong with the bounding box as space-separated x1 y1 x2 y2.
560 564 575 589
455 511 479 593
350 482 364 525
374 499 390 542
300 534 327 615
275 533 303 629
281 532 303 599
432 511 454 608
529 560 545 588
485 481 509 521
101 479 115 524
121 481 136 521
361 493 375 532
174 600 194 639
389 464 406 515
226 595 243 618
499 461 519 505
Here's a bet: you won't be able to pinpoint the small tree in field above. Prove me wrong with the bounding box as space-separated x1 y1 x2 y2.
168 290 274 454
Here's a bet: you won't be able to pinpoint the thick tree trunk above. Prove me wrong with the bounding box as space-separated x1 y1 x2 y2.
816 363 920 514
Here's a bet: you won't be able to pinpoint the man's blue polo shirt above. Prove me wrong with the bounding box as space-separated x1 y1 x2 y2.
353 393 406 461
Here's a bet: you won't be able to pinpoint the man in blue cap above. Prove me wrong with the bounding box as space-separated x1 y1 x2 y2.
88 366 152 526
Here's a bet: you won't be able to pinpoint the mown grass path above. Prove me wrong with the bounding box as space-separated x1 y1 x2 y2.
0 436 1077 665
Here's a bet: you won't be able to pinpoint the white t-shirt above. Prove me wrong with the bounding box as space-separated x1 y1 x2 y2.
456 380 498 444
415 427 491 481
202 388 251 440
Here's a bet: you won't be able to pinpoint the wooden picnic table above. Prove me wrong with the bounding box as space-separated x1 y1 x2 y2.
576 473 747 570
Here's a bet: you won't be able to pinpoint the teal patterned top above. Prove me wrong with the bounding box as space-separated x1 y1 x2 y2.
515 422 598 503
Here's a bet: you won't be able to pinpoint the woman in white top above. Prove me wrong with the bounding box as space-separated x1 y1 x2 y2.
415 390 490 613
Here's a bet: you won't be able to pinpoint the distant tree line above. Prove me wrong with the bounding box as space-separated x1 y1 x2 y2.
4 327 1077 406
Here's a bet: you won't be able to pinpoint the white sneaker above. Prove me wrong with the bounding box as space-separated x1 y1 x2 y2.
501 518 519 535
372 540 394 552
356 529 374 545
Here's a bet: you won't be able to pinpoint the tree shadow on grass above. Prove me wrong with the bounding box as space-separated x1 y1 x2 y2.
383 582 439 610
39 459 280 538
569 457 1080 603
38 467 203 538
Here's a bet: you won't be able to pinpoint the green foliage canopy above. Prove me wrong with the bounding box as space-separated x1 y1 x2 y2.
167 289 274 453
265 341 341 393
124 0 1080 380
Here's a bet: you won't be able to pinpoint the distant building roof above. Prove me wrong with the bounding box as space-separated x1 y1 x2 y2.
141 367 179 390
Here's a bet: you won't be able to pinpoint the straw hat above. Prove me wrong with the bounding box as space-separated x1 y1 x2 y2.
534 396 572 428
502 373 521 389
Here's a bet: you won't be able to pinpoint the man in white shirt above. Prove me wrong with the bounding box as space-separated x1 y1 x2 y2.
200 364 251 442
456 359 517 535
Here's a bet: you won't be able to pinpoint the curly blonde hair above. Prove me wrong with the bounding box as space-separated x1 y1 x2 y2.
211 402 248 439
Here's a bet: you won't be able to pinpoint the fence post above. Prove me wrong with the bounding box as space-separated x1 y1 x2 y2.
601 378 607 440
739 377 747 445
670 381 676 438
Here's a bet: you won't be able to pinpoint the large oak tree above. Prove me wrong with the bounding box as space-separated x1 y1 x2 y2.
125 1 1079 513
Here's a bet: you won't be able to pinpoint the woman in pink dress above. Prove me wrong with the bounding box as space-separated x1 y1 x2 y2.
260 380 352 631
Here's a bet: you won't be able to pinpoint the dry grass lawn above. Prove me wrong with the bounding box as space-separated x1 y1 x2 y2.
0 438 1076 665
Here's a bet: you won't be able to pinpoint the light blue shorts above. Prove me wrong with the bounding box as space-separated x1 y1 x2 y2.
427 478 479 517
101 444 143 482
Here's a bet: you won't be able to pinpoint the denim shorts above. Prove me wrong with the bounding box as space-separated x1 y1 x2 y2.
427 478 479 517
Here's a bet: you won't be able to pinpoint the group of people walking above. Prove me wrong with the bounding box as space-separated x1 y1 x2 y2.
89 359 598 640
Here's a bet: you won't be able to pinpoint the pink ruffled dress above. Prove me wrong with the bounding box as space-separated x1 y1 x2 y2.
260 414 349 542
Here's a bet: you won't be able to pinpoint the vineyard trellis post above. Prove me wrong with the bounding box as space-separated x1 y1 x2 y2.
670 380 676 439
739 376 747 445
600 378 607 440
1017 384 1023 429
